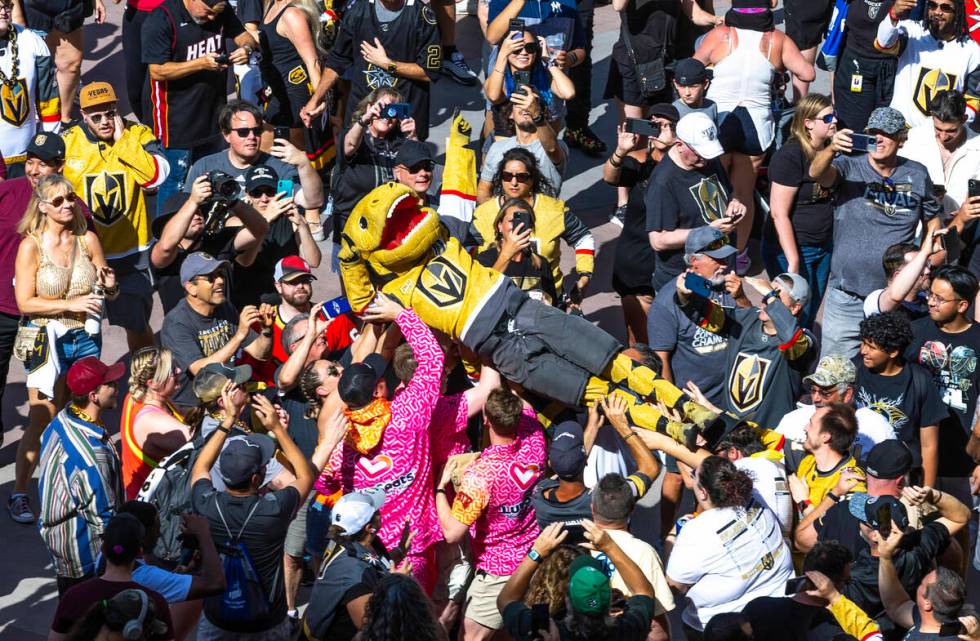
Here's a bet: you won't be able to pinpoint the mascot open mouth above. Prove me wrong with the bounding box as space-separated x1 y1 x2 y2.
379 193 431 251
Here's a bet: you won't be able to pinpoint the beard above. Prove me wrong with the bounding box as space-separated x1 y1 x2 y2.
283 289 312 307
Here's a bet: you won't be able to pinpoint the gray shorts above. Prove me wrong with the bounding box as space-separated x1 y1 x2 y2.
104 267 153 333
284 494 312 558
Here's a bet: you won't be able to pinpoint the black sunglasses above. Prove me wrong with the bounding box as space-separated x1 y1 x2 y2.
194 271 226 284
232 126 262 138
405 160 435 173
502 171 531 183
248 186 276 198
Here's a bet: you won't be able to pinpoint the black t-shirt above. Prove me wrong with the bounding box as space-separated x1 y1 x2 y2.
233 0 262 24
153 226 241 313
160 298 257 407
843 0 894 58
231 216 299 311
503 595 655 641
644 154 733 290
612 156 658 291
742 596 848 641
902 607 965 641
332 133 402 238
854 363 948 464
191 480 301 632
531 474 653 529
476 246 558 305
141 0 246 148
304 542 385 641
907 318 980 476
815 496 868 558
764 140 834 247
844 521 951 616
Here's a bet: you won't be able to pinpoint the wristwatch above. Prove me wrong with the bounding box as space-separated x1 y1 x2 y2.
531 111 546 126
386 61 397 74
527 549 543 563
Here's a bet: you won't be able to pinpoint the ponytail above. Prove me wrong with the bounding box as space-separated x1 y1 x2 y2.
698 455 754 508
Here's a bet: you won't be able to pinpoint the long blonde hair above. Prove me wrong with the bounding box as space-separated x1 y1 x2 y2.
789 93 833 161
17 174 87 237
265 0 330 59
129 346 174 401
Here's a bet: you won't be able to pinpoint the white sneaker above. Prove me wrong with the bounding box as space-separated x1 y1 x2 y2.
442 51 479 86
7 493 34 524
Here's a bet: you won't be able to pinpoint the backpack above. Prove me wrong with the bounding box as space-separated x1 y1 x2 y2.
203 499 278 626
137 434 204 562
817 0 848 72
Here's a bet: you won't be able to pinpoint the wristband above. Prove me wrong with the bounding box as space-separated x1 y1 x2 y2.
436 488 447 495
358 118 371 127
609 156 623 168
623 431 636 441
568 51 578 66
826 491 840 504
216 425 231 434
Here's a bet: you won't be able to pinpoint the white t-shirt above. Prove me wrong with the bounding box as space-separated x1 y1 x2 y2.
591 529 675 616
733 456 793 539
666 502 793 630
775 403 896 460
864 289 886 317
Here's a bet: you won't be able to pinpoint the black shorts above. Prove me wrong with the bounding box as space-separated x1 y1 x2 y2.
718 107 769 156
603 57 673 108
263 77 313 128
784 0 835 51
612 272 655 298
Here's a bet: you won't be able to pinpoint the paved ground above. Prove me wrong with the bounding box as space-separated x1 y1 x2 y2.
4 3 975 640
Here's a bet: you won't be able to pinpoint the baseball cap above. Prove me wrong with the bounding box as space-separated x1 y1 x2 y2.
218 433 276 486
648 103 680 123
676 112 724 160
102 513 145 560
244 165 278 192
67 356 126 396
803 355 857 388
180 252 230 285
568 555 611 614
849 493 910 531
79 81 117 110
274 255 316 283
192 362 253 403
338 353 388 409
674 58 709 86
395 140 435 167
26 132 65 162
866 107 909 135
865 440 914 479
549 420 587 480
332 488 386 534
774 272 810 309
685 226 736 260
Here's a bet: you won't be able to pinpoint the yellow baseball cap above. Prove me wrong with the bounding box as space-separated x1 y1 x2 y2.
79 81 117 110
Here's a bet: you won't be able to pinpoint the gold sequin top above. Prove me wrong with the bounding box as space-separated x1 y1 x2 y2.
29 233 97 329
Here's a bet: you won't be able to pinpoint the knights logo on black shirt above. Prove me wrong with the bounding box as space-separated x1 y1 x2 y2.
0 77 29 127
914 67 957 115
364 64 397 90
728 352 771 413
84 172 128 226
688 175 728 224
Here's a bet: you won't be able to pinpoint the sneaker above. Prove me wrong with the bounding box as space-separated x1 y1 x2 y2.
610 204 627 228
735 249 751 276
442 51 479 86
7 493 34 524
564 126 608 156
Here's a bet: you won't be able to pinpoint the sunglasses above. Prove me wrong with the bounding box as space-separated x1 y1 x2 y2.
927 1 955 11
514 42 540 55
703 236 728 251
42 193 77 208
232 126 262 138
194 272 226 284
87 109 117 125
819 112 837 124
502 171 531 183
248 186 276 198
809 384 838 397
405 160 435 173
0 3 14 13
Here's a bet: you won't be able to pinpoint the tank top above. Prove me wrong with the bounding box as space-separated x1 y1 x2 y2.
122 394 186 499
707 27 777 149
259 5 309 92
30 233 97 329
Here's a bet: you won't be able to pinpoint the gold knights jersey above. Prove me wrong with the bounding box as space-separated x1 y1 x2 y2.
0 25 60 164
62 121 169 260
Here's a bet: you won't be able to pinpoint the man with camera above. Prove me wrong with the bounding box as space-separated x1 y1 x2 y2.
150 173 269 312
62 82 170 352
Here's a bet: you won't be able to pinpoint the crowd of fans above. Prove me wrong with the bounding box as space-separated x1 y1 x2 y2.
2 0 980 638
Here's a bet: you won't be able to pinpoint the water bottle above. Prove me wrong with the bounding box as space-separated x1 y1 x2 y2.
85 285 104 336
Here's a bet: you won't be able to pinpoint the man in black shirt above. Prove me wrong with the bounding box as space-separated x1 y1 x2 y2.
831 0 897 130
142 0 257 213
645 111 745 291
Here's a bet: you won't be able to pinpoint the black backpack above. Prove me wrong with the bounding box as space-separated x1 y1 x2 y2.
137 433 204 562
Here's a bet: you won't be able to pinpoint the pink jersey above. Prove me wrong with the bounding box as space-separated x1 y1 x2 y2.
451 407 546 575
431 392 472 473
318 309 445 553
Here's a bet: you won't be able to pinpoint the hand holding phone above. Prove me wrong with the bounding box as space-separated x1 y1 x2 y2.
624 117 662 138
214 53 231 65
784 576 815 595
684 272 714 299
850 133 878 154
273 126 290 140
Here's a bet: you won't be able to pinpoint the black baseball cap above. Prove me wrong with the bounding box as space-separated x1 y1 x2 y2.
549 420 587 480
218 433 277 486
338 353 388 409
649 103 680 123
244 165 278 192
674 58 710 86
26 132 65 162
849 494 910 531
103 513 146 561
395 140 435 167
865 440 913 480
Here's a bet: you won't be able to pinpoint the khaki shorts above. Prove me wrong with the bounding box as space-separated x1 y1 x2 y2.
463 570 508 630
432 541 473 603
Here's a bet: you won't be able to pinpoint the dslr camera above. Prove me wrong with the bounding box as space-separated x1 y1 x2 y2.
202 170 241 237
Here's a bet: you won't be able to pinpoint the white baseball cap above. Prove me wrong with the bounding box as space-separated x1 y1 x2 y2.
676 112 724 160
332 488 386 534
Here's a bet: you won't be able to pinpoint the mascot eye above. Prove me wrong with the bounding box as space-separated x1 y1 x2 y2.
358 216 368 230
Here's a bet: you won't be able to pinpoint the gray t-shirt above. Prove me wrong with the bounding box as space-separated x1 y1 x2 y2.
829 154 940 297
480 137 568 194
183 151 300 198
672 98 718 124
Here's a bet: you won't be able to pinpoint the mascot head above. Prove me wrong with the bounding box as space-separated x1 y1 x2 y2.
344 182 442 268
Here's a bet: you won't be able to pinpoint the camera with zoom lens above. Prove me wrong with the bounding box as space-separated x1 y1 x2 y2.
201 171 241 237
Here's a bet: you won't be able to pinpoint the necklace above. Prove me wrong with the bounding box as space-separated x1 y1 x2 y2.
0 28 19 88
68 403 104 428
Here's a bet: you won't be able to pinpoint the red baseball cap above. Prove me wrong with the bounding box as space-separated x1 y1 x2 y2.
67 356 126 396
274 256 316 283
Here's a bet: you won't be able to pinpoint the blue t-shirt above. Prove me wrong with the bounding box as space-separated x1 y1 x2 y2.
132 560 193 603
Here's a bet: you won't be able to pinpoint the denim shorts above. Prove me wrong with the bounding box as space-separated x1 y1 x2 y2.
56 327 102 368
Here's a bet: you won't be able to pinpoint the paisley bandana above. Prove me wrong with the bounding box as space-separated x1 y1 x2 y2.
344 397 392 454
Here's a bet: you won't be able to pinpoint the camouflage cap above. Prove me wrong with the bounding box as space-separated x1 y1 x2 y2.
866 107 909 135
803 354 856 387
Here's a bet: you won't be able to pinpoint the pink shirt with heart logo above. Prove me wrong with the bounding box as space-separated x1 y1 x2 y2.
316 308 445 553
450 407 546 575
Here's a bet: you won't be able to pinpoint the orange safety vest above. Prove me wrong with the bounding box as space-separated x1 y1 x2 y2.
121 393 184 500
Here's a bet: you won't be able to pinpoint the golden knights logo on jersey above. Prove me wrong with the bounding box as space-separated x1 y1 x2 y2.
0 77 30 127
365 64 398 90
84 172 128 226
418 257 466 308
688 176 728 224
914 67 957 115
728 352 772 413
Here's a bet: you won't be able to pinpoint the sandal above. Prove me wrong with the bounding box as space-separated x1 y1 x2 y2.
564 126 608 156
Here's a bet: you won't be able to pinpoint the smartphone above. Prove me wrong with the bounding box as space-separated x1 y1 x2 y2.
383 102 411 119
397 519 411 551
531 604 550 638
942 226 961 264
512 70 531 93
684 272 714 299
932 183 946 199
784 576 814 595
624 117 662 138
511 209 531 232
850 133 878 153
876 504 892 539
276 178 294 196
508 17 524 38
273 126 290 140
214 53 231 65
699 416 730 450
562 523 588 545
939 622 967 636
969 178 980 199
319 295 352 322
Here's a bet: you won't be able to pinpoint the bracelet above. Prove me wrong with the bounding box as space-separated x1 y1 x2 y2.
493 67 506 75
609 157 623 168
568 51 578 66
216 425 231 434
436 488 447 495
623 431 636 441
826 491 840 504
358 118 371 127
